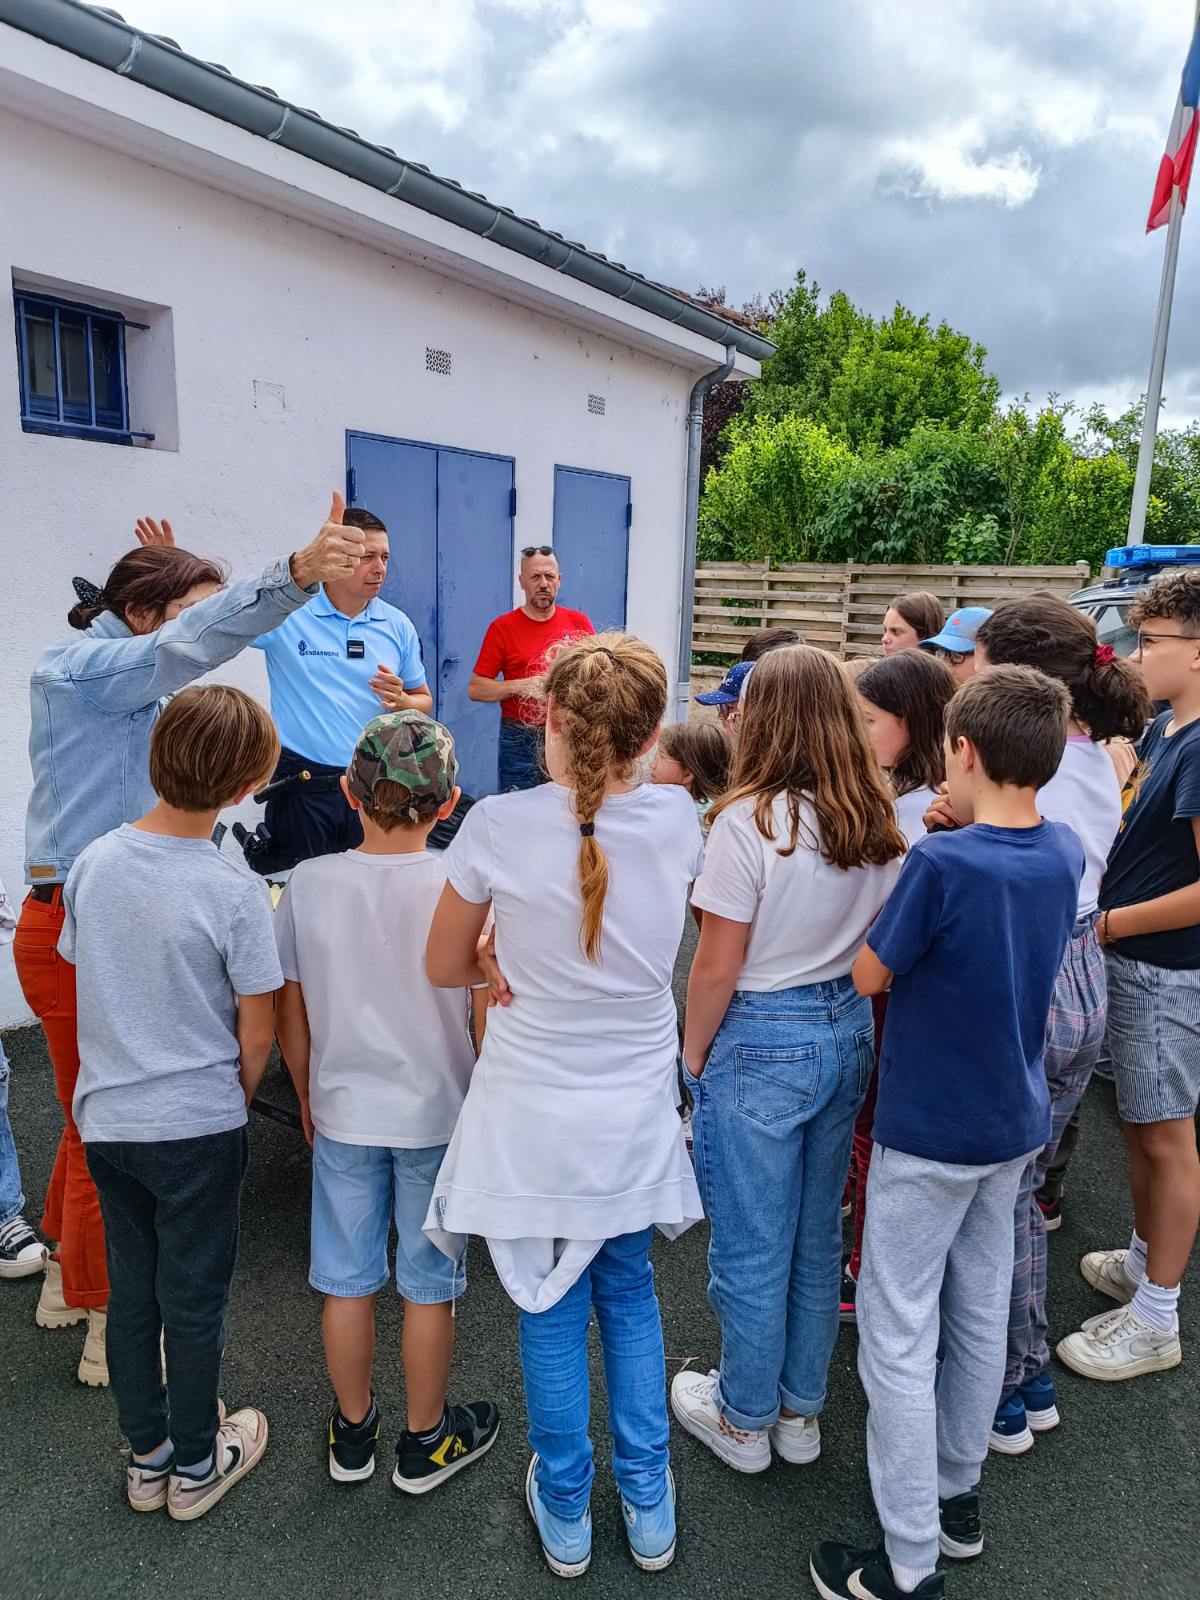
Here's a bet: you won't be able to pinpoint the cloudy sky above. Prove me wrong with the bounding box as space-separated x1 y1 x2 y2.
124 0 1200 421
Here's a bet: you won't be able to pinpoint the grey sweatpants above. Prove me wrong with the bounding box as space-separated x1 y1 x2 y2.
857 1144 1036 1578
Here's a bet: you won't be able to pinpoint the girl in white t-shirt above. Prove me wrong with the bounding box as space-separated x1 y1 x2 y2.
424 633 704 1578
939 596 1148 1450
672 646 907 1473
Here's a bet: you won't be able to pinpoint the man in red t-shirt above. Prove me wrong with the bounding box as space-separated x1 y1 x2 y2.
469 546 594 790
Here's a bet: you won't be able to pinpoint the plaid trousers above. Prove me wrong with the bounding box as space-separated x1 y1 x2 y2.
1001 916 1107 1400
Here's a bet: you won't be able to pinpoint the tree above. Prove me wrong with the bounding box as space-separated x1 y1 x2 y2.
697 412 853 564
822 305 1001 451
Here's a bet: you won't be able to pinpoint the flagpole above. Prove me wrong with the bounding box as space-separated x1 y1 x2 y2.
1127 188 1184 545
1127 0 1200 547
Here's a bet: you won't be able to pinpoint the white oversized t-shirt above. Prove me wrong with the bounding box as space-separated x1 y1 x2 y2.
692 793 903 990
274 850 475 1148
426 781 706 1312
447 781 706 1000
1037 736 1122 918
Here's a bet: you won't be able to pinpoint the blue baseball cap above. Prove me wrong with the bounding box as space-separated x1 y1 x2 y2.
696 660 755 706
920 607 993 655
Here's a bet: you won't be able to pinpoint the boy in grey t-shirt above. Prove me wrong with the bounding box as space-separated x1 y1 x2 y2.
60 686 282 1523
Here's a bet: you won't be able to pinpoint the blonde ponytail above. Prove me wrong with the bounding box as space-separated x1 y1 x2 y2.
543 633 667 962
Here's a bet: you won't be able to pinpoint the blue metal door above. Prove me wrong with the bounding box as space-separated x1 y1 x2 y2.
552 466 631 633
435 450 515 798
347 432 514 797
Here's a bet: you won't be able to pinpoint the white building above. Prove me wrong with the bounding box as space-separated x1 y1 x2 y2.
0 2 769 1024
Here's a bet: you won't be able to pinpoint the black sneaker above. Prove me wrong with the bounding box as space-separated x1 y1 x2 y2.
809 1541 945 1599
838 1266 857 1325
938 1489 983 1560
0 1214 46 1279
1035 1191 1062 1232
392 1400 500 1496
328 1396 380 1483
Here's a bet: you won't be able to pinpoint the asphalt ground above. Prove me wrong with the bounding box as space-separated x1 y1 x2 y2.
1 937 1196 1600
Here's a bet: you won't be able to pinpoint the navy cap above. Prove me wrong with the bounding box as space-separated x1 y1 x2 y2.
696 660 755 706
920 607 993 655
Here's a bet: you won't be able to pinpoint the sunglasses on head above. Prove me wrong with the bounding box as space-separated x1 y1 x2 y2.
521 545 555 558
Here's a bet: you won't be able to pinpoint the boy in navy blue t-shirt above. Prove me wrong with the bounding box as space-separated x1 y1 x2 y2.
1058 568 1200 1384
811 667 1082 1600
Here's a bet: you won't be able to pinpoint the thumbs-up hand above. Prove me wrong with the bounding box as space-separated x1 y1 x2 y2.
288 491 367 589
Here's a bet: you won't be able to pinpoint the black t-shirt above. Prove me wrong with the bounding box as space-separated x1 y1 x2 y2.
1099 711 1200 969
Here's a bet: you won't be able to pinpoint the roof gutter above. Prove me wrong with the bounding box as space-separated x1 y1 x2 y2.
676 343 737 721
0 0 776 365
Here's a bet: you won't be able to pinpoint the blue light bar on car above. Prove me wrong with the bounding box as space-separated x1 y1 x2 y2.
1105 544 1200 568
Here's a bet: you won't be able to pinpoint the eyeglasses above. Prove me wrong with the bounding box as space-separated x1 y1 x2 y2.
1137 630 1200 648
521 545 555 558
926 646 961 664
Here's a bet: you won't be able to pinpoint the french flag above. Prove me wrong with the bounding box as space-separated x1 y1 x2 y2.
1148 20 1200 231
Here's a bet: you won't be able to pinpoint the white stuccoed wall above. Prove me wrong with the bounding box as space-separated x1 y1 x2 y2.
0 107 698 1026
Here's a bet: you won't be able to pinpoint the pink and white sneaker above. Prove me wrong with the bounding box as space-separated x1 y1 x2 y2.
167 1407 268 1522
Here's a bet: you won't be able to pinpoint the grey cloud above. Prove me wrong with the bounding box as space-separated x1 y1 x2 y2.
126 0 1200 416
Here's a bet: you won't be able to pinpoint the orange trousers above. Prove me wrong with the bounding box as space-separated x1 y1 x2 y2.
13 890 108 1309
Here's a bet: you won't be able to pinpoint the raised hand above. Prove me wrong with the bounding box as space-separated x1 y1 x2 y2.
288 492 366 589
134 517 174 547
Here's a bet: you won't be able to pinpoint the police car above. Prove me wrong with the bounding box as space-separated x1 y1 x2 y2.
1068 543 1200 655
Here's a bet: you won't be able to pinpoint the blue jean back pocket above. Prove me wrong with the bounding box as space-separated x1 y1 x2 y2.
733 1043 820 1126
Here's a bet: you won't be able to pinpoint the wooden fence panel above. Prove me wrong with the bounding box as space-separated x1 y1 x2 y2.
694 559 1092 661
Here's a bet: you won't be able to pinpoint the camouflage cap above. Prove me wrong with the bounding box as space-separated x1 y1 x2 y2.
345 711 458 820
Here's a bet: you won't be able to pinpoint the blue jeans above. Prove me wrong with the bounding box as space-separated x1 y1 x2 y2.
519 1229 669 1520
0 1037 25 1225
498 721 545 792
687 978 873 1429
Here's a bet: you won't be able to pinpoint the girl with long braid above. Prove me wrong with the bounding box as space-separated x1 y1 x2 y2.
425 632 704 1579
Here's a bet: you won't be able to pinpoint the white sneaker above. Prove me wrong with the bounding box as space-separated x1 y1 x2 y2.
769 1412 821 1465
1057 1305 1181 1382
669 1369 771 1473
1080 1248 1137 1305
78 1309 109 1387
35 1256 88 1328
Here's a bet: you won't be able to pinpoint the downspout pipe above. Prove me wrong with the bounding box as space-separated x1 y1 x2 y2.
676 344 737 721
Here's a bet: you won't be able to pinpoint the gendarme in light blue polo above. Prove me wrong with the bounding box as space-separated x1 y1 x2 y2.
253 591 427 766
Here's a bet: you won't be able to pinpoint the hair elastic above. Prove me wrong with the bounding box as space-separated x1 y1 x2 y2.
1093 644 1116 667
593 646 617 661
579 822 596 837
72 577 105 608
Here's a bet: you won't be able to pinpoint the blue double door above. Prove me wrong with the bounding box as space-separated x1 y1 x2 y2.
346 439 632 796
347 433 514 797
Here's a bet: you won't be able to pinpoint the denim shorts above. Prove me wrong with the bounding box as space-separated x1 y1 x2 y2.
1101 950 1200 1123
309 1134 466 1303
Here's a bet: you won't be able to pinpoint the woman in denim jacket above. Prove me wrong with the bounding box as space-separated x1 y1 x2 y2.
13 497 363 1383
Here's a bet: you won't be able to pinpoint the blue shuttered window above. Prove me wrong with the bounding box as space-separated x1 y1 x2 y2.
13 292 153 444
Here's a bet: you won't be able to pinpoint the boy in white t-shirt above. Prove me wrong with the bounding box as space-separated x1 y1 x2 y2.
274 712 499 1494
